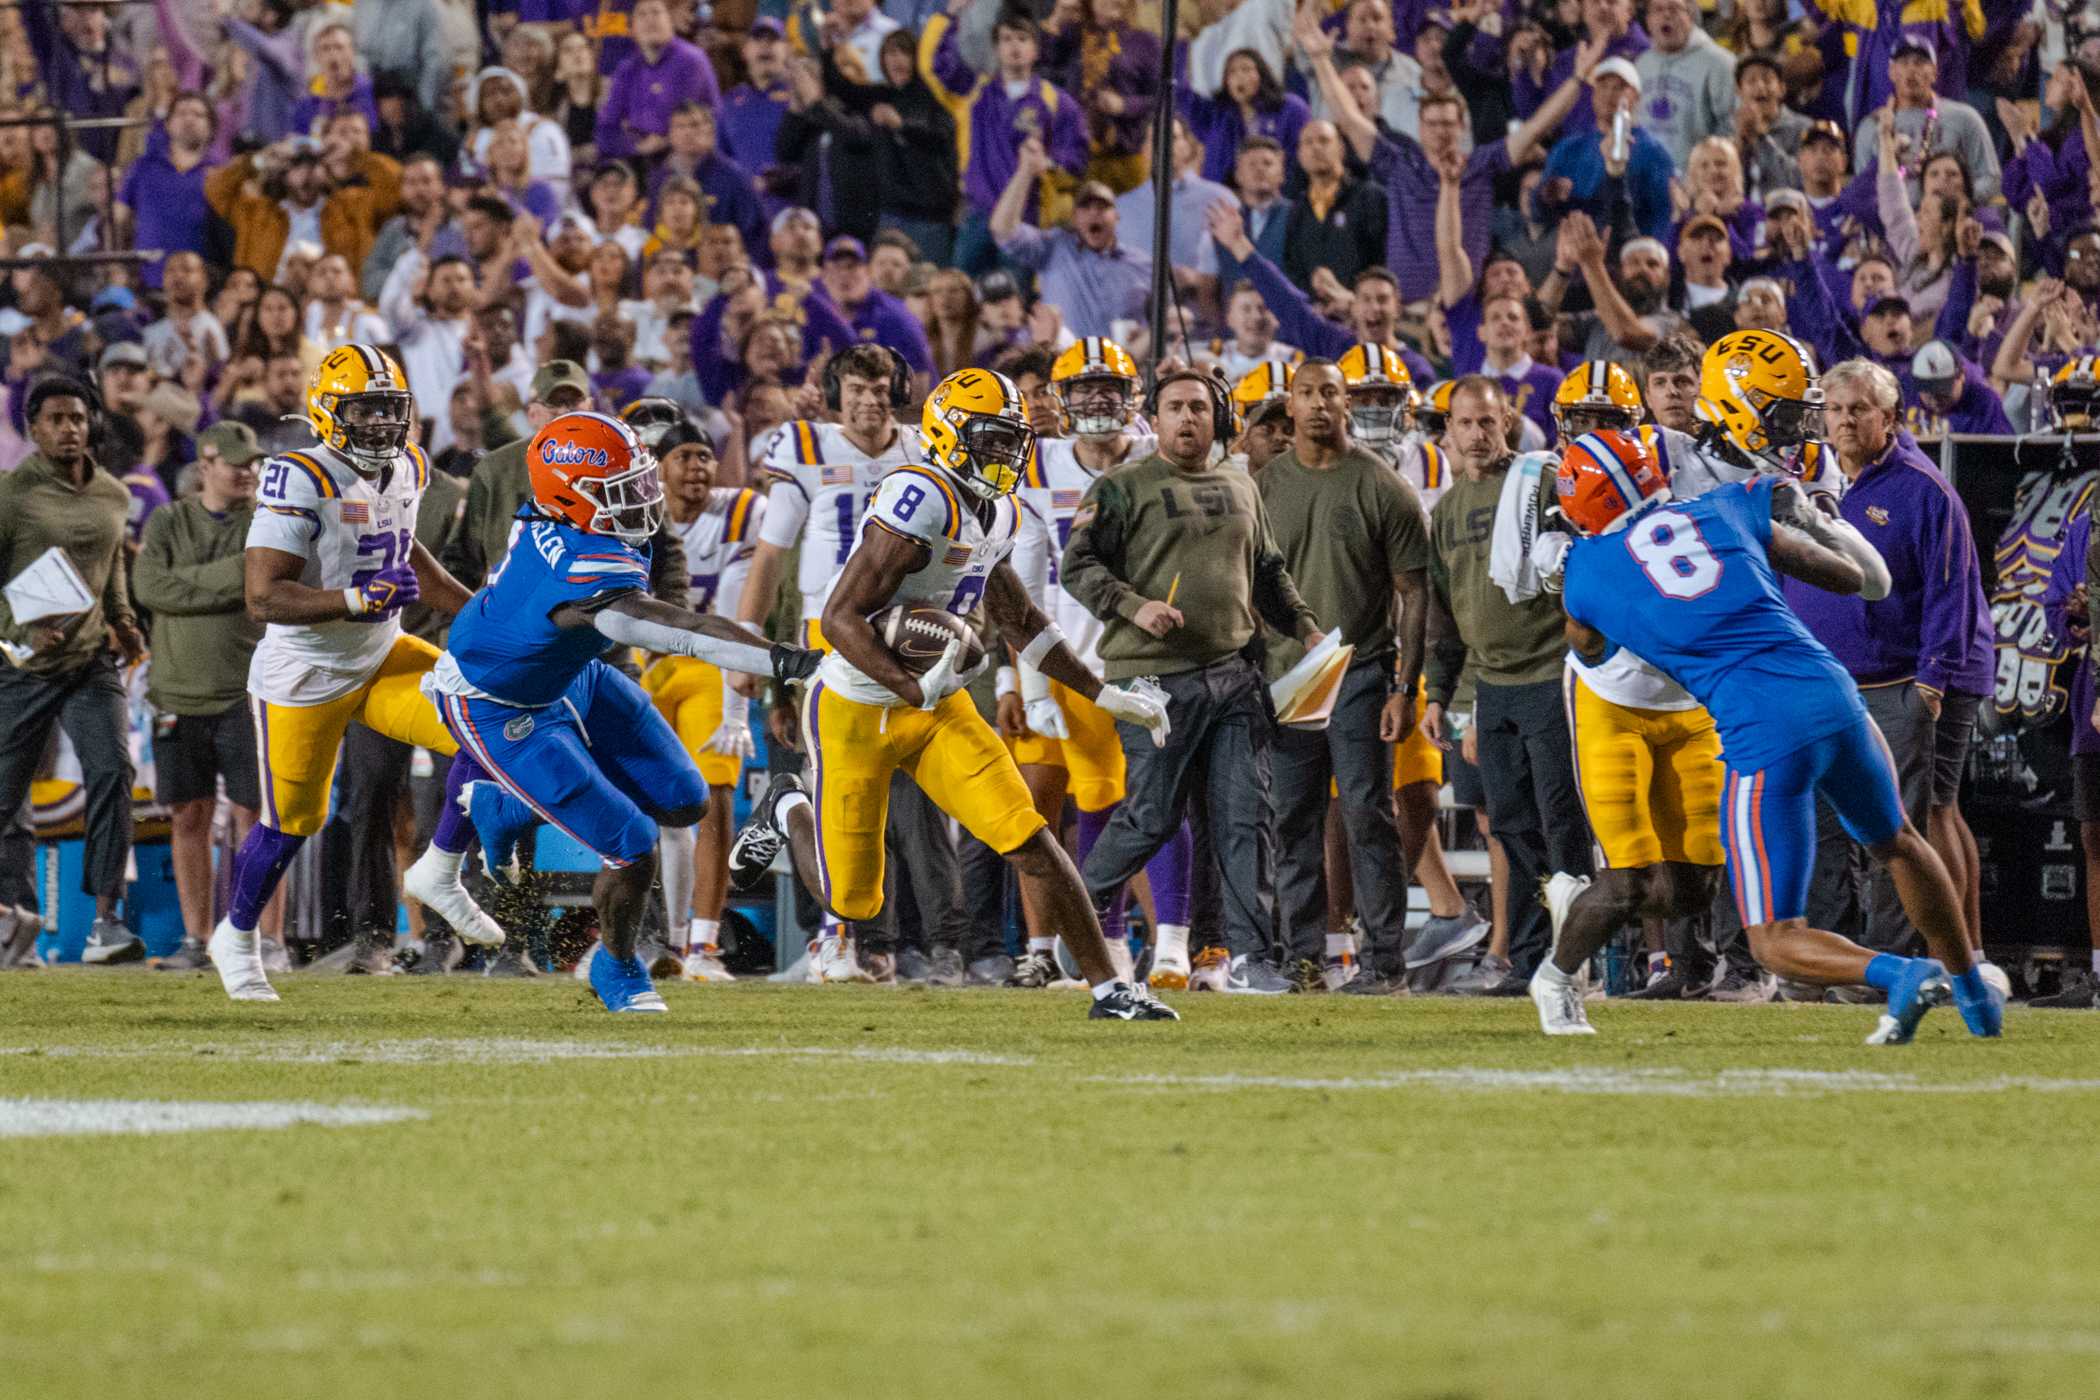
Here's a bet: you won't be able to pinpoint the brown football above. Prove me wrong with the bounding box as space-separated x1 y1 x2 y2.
870 605 986 677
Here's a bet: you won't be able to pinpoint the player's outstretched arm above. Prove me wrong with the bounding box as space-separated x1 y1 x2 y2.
558 592 817 685
1768 482 1891 601
821 522 942 707
247 546 378 623
407 538 473 617
984 562 1170 744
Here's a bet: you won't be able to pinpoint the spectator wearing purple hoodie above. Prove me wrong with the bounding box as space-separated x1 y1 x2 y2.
1040 0 1162 193
596 0 723 164
920 2 1088 275
288 22 379 140
646 103 768 264
1512 0 1648 141
1904 339 2013 440
21 0 138 161
1177 48 1310 189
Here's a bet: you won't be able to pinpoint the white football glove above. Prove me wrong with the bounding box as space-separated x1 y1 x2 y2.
1097 677 1171 747
915 637 988 710
1018 662 1070 739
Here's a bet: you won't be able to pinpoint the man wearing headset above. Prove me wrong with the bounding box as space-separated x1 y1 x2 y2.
1062 369 1327 994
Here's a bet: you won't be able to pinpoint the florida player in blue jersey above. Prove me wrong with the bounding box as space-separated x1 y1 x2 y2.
430 412 819 1013
1535 430 2003 1044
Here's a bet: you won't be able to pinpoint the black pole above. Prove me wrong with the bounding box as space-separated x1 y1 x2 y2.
1147 0 1179 376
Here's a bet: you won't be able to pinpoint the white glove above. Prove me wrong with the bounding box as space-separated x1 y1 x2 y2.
1530 531 1571 593
704 671 757 757
914 637 988 710
1018 662 1069 738
1097 677 1172 747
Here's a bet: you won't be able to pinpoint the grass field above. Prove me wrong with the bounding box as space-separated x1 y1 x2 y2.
3 976 2098 1400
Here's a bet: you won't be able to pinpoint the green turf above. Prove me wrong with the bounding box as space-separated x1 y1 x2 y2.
2 975 2097 1400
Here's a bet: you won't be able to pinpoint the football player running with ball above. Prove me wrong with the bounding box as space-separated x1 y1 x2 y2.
726 369 1180 1021
432 412 819 1013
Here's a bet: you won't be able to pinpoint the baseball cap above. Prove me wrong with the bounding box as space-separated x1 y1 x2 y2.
1979 228 2017 258
91 286 137 314
1245 397 1292 430
770 205 820 234
1679 214 1728 240
1911 339 1960 388
199 420 265 466
1891 33 1936 64
532 359 591 402
1866 294 1913 319
1802 120 1846 148
748 16 785 38
823 235 867 263
1073 180 1117 209
1764 188 1811 217
1590 57 1642 93
976 269 1021 303
98 341 149 372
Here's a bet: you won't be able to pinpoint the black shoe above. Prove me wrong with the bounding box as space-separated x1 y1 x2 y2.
1089 983 1181 1020
728 776 800 895
482 942 541 977
1338 955 1406 996
1622 967 1691 999
2032 967 2100 1009
406 931 462 976
1005 949 1061 988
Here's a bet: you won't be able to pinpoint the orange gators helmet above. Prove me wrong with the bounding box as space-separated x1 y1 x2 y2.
528 411 665 543
1555 429 1670 536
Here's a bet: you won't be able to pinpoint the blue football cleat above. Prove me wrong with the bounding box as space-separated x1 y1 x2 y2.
1950 966 2005 1038
464 781 538 883
589 948 668 1014
1866 958 1950 1046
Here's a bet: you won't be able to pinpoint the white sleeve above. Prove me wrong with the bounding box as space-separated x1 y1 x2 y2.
754 427 812 549
1010 495 1050 606
245 456 327 556
713 542 758 622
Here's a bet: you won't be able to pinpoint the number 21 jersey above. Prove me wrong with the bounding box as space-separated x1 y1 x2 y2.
245 443 428 705
1559 477 1863 772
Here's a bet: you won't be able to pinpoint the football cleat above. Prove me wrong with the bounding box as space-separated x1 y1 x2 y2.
1005 949 1062 989
1147 945 1192 991
1950 965 2005 1038
807 929 874 984
1529 965 1596 1036
403 847 507 946
1188 946 1231 992
727 777 801 895
1539 871 1591 973
589 948 668 1013
1090 983 1181 1021
207 919 280 1003
681 946 736 983
1866 958 1951 1046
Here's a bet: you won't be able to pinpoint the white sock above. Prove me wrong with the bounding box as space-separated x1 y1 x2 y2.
2090 949 2100 976
658 824 696 945
1324 930 1356 960
776 789 812 823
1156 922 1189 965
1089 979 1124 1000
1028 936 1056 954
689 917 720 952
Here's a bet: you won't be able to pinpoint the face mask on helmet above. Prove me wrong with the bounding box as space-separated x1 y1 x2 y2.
1758 395 1824 450
1060 375 1133 437
577 453 666 542
955 415 1033 497
1348 388 1407 443
2052 382 2100 430
1556 404 1637 439
622 400 686 449
337 391 412 467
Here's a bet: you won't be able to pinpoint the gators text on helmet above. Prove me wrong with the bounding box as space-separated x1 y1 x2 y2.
922 368 1034 499
528 410 666 543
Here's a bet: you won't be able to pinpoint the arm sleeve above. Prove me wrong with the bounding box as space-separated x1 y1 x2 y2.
712 502 764 621
1876 157 1919 268
1422 534 1467 706
1935 256 1978 345
592 604 777 674
1251 531 1317 637
595 67 634 156
1241 252 1351 358
1058 474 1143 623
1046 91 1090 175
994 220 1052 268
132 515 246 616
1009 496 1050 605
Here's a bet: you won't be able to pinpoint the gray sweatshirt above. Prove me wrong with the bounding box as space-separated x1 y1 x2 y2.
1635 31 1738 173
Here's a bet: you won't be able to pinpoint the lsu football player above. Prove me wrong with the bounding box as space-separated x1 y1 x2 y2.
434 412 818 1013
1006 339 1194 987
211 346 503 1002
640 420 764 983
732 344 925 982
1541 428 2004 1044
725 368 1181 1021
1226 360 1297 473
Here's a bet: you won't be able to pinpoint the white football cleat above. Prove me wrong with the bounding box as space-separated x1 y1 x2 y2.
681 946 736 983
402 847 507 947
1528 965 1595 1036
1147 946 1192 991
807 930 874 984
207 919 280 1003
1539 871 1591 982
1977 961 2011 1001
1188 945 1231 993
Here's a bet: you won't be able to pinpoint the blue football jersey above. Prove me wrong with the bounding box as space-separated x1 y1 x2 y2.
1560 477 1864 772
442 510 651 708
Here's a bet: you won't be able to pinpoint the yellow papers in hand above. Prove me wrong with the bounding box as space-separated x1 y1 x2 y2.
1269 633 1353 730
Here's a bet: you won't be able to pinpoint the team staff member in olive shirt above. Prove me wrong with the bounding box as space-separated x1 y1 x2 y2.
0 377 148 964
132 422 279 971
1062 370 1324 995
1420 377 1591 989
1258 360 1430 991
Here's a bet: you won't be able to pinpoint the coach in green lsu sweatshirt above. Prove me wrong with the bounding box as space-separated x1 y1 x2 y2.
1061 369 1322 993
132 421 272 968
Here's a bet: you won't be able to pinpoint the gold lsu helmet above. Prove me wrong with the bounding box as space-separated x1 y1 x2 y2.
1232 360 1296 415
1049 337 1140 437
2048 356 2100 432
1337 342 1414 443
922 368 1034 499
1551 359 1643 442
1694 329 1824 463
306 344 413 473
1415 379 1456 436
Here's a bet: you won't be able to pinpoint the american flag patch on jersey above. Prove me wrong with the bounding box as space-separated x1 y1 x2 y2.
1053 490 1081 509
340 500 369 524
943 545 972 566
821 465 853 485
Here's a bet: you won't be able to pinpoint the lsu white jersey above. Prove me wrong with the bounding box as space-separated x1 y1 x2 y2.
1010 434 1155 668
675 486 765 619
816 461 1024 707
755 418 924 618
1197 339 1303 385
1391 435 1455 515
245 442 429 705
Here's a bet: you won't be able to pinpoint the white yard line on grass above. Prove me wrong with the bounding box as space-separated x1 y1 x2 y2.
0 1098 428 1138
0 1038 1034 1068
1085 1067 2100 1098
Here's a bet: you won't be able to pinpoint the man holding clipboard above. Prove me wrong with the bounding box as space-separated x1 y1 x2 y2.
0 376 147 964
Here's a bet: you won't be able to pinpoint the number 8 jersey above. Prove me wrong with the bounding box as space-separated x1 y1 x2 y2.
817 461 1022 708
756 418 924 627
245 442 429 705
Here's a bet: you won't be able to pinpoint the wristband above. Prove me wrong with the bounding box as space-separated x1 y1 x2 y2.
343 587 366 616
995 666 1018 700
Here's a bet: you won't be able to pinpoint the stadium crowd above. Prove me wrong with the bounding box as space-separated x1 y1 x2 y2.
1 0 2098 1011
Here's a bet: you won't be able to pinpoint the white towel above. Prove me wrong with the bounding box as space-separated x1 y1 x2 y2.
1488 451 1555 605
